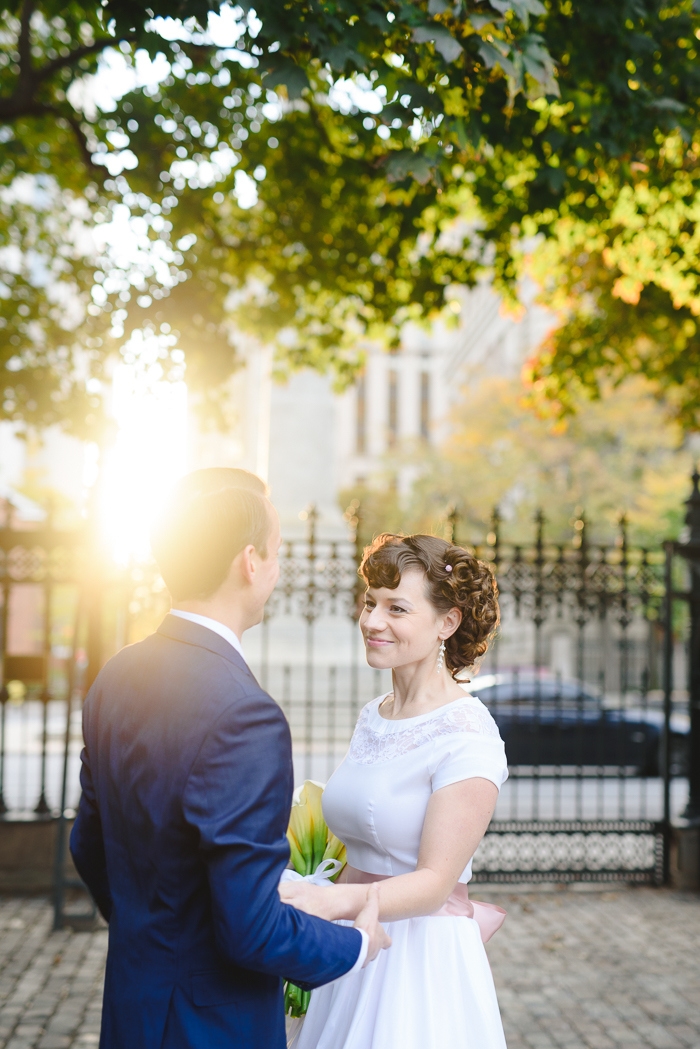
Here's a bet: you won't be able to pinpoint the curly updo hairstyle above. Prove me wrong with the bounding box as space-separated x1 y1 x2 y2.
359 533 499 679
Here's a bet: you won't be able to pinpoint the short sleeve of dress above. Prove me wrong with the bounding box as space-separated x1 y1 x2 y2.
429 701 509 793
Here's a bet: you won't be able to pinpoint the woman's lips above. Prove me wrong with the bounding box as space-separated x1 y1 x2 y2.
366 638 393 647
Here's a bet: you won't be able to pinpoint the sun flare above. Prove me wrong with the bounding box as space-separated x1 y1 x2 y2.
99 335 188 565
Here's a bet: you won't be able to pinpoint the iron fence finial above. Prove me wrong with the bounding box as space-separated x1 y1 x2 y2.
685 465 700 545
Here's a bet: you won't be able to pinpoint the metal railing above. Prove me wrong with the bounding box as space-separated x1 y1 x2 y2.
0 481 695 907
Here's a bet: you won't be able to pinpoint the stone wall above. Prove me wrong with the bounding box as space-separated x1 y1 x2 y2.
0 817 77 893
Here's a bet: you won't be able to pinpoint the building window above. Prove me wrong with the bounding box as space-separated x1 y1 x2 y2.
420 371 430 441
356 374 367 455
388 369 398 447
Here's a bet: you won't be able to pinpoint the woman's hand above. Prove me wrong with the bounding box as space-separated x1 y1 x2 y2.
279 880 339 921
279 879 371 923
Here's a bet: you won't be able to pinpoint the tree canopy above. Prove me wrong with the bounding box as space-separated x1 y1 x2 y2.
527 132 700 430
1 0 700 435
343 374 693 546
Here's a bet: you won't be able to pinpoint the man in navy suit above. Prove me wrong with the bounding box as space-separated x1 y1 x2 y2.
70 468 389 1048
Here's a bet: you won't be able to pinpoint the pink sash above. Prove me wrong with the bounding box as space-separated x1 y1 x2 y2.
344 868 506 944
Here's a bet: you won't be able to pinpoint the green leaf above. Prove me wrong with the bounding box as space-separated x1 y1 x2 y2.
366 10 390 28
323 43 366 71
284 982 311 1017
394 78 436 111
647 97 687 113
260 56 310 99
412 25 463 63
490 0 546 29
470 14 503 29
478 40 517 80
384 149 437 184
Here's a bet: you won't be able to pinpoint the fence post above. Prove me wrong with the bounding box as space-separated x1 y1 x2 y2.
34 500 54 816
53 595 96 930
0 499 11 815
0 688 6 815
679 468 700 823
662 540 674 884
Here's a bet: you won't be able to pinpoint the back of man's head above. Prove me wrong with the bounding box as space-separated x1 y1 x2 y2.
151 468 273 601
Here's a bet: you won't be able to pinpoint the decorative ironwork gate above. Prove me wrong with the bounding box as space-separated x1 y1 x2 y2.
455 510 672 885
242 504 681 886
0 479 694 927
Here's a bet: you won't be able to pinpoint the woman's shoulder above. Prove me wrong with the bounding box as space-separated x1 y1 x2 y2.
443 692 502 740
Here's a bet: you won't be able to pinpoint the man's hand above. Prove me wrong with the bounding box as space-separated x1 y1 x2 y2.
354 883 391 966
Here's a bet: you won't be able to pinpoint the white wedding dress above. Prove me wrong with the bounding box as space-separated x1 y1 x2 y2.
296 691 509 1049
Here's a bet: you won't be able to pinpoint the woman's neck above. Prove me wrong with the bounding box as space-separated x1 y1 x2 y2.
385 659 466 719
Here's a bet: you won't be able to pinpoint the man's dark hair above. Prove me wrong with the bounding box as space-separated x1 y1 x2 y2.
151 468 273 601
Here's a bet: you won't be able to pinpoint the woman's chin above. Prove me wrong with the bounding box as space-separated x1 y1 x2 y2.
364 648 393 670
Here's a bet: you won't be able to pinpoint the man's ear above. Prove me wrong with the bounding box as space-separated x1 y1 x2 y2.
235 544 258 586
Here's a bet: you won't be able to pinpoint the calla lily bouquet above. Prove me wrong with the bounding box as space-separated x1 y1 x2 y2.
284 781 346 1019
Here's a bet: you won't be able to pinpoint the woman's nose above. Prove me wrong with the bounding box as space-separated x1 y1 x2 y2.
363 606 386 630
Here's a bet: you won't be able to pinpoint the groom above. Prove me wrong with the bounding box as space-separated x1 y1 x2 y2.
70 468 389 1049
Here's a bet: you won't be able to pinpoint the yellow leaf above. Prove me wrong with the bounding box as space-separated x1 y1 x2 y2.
287 791 315 875
299 781 328 873
286 781 347 879
612 275 642 304
286 826 306 875
322 832 347 876
442 87 469 117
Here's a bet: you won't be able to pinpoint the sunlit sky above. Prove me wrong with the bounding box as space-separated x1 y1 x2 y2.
70 11 388 563
92 330 187 564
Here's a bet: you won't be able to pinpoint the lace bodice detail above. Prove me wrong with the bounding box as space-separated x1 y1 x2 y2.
347 696 501 766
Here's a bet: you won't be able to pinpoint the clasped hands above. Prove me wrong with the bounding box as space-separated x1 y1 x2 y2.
279 879 391 966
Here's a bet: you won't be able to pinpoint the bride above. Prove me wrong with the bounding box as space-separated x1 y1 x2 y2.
280 532 509 1049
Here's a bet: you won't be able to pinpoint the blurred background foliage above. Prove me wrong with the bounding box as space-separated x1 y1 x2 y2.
2 0 700 436
527 131 700 431
342 374 693 547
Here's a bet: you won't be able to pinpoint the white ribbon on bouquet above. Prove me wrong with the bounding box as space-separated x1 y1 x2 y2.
280 858 344 887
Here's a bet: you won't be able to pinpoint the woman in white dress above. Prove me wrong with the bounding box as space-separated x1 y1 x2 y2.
280 533 509 1049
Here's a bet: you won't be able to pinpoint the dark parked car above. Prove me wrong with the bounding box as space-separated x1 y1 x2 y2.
466 674 689 777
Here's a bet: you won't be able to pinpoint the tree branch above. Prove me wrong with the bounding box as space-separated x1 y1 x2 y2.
58 111 106 177
12 102 107 178
17 0 36 74
36 36 137 85
0 31 136 124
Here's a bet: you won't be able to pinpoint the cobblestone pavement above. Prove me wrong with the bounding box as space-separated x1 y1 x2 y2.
478 885 700 1049
0 887 698 1048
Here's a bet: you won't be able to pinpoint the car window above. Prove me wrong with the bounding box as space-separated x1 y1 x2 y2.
475 681 600 709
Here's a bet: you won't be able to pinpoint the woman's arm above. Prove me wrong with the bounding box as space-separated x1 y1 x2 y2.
279 776 499 923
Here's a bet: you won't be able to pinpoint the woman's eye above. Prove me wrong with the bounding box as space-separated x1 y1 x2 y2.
391 606 407 614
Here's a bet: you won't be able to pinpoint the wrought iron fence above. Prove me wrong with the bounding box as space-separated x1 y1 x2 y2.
240 504 687 886
0 505 82 817
0 482 695 910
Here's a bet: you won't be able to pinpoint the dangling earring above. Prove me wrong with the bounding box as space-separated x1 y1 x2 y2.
436 639 446 674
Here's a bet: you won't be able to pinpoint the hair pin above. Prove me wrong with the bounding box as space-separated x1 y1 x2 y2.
445 564 453 572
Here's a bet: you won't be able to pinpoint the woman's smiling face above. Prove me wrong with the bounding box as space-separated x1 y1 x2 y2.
359 568 459 671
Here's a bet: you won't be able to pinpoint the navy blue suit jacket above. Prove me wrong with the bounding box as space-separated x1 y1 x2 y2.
70 614 361 1049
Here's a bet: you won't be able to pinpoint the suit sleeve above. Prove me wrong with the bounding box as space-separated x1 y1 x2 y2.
69 702 113 922
182 688 362 989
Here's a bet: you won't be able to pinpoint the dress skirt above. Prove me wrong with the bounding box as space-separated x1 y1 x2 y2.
294 914 507 1049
